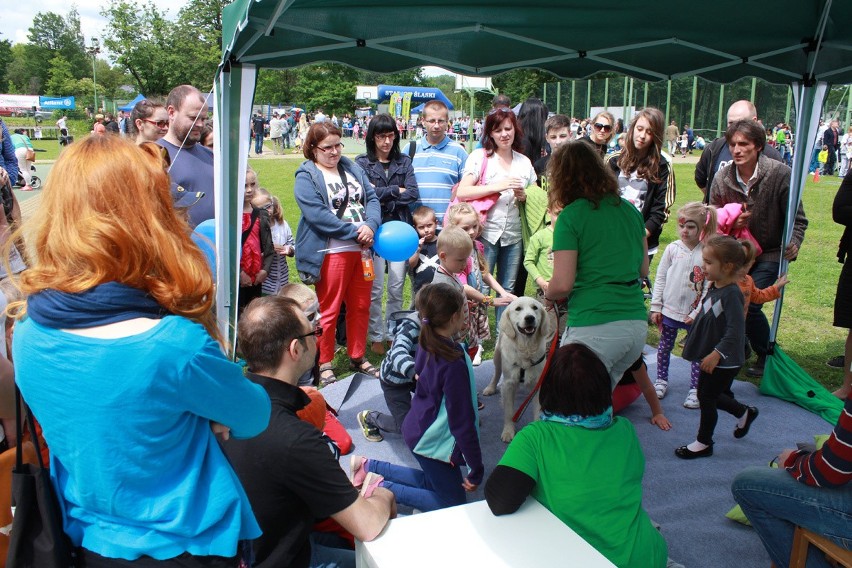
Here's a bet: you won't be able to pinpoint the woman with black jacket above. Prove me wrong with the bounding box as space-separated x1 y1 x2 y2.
356 113 419 354
607 107 676 258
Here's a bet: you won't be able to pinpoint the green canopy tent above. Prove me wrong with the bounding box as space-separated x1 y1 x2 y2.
213 0 852 366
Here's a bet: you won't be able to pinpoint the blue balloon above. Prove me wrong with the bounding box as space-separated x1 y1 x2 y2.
373 221 419 262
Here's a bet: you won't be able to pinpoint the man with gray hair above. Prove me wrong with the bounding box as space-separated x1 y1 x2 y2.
695 100 783 202
156 85 214 226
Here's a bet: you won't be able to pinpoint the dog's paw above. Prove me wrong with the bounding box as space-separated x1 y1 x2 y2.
500 428 516 443
482 385 497 396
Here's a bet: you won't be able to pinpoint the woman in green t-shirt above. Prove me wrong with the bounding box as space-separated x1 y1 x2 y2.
543 140 649 388
485 343 668 568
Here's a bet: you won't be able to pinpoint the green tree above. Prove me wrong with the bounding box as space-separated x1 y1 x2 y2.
255 69 299 106
0 40 11 92
6 44 43 94
29 10 88 80
292 64 359 115
45 54 75 95
101 0 175 96
168 0 232 90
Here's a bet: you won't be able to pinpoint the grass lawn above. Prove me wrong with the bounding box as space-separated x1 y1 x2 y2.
250 155 847 391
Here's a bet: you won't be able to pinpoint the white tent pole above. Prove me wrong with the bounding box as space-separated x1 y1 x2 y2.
215 61 257 355
768 81 828 346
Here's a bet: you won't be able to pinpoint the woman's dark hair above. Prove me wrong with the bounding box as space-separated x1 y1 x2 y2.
517 98 549 164
415 283 465 362
539 343 612 417
365 113 401 162
617 107 665 184
303 122 343 161
129 98 165 136
548 139 620 210
725 119 766 153
703 235 746 270
481 108 524 156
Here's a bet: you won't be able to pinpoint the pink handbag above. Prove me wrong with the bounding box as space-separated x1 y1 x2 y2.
448 152 498 225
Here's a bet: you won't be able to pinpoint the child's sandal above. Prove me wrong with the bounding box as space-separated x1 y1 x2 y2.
319 365 338 387
350 358 379 378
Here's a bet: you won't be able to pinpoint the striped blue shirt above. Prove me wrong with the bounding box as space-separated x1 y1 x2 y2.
412 136 467 223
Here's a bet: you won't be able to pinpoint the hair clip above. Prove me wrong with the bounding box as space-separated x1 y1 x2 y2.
421 318 429 324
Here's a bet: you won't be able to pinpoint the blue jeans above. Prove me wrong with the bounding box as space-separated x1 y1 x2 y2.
731 466 852 568
309 532 355 568
480 238 523 326
254 133 264 154
747 261 779 358
367 455 466 512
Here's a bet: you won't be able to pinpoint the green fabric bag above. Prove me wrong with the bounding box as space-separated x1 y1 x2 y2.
760 345 843 424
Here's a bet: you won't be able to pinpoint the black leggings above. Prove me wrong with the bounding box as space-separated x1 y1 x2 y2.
696 366 747 445
79 550 237 568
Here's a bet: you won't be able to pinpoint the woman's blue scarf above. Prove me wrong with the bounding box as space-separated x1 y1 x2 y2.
27 282 169 329
540 407 614 430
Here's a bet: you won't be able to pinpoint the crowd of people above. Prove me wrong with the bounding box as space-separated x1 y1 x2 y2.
0 85 849 568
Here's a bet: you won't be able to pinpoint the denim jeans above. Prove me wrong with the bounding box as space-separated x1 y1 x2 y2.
747 261 780 358
367 455 466 512
368 256 408 342
732 466 852 568
254 133 264 154
309 533 355 568
480 238 523 326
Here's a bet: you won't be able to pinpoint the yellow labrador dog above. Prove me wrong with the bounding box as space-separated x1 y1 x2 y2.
483 297 555 442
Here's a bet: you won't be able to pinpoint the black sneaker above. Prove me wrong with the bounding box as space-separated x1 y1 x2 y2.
746 355 766 378
357 410 383 442
827 355 845 369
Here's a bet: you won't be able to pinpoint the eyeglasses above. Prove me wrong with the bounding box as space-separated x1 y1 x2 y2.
423 119 448 126
375 132 396 141
593 123 612 133
296 327 323 341
142 119 169 129
262 203 273 210
316 143 344 153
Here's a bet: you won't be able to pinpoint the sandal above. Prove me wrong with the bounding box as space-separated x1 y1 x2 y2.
350 358 380 378
319 365 338 387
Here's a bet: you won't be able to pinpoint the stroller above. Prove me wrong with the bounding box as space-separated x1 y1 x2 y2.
15 149 44 190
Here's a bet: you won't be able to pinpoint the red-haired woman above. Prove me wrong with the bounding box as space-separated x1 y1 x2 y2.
12 135 271 566
293 122 381 384
455 108 537 325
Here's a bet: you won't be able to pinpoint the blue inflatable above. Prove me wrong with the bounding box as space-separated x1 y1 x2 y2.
373 221 419 262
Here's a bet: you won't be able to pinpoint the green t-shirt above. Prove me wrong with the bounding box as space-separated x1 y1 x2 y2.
552 195 647 327
498 419 667 568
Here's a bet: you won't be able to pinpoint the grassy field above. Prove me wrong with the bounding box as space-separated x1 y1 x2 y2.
250 154 848 390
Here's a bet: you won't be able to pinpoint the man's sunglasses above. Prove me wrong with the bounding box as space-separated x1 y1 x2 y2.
296 327 323 340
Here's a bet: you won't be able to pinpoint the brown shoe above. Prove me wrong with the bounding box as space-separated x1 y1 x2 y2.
370 341 386 355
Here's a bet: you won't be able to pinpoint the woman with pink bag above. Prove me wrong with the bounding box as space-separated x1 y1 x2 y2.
455 108 537 325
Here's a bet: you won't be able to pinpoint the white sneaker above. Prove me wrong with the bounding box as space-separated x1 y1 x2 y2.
472 345 483 366
683 389 700 409
654 381 668 399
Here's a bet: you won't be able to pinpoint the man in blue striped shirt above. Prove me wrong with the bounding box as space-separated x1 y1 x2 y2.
412 100 468 224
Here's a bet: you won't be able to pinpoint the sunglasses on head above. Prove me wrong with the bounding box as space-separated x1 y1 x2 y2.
593 123 612 132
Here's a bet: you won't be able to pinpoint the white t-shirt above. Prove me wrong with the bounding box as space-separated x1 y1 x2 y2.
462 148 537 246
322 170 365 253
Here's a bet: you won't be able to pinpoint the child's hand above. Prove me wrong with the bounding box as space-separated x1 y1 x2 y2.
239 270 253 286
774 274 790 288
493 296 513 307
649 312 662 326
651 414 672 431
255 269 268 284
461 478 478 492
684 317 693 325
700 350 721 373
536 278 548 294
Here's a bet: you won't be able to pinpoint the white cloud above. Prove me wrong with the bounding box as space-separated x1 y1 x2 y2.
1 0 188 51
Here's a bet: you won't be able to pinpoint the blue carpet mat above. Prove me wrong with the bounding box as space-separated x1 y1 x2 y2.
323 347 833 568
